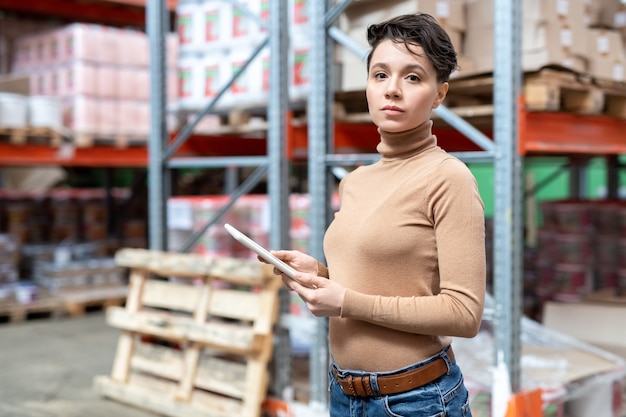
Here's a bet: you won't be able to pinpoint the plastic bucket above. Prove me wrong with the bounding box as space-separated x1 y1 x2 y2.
0 93 28 127
29 95 63 129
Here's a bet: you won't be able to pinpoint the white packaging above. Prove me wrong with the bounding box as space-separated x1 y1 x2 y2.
0 93 28 128
168 68 179 102
29 70 52 96
12 35 37 72
59 61 99 97
177 54 204 109
201 50 230 107
58 23 104 63
63 96 99 132
177 0 204 52
290 32 311 102
99 99 119 135
133 68 150 101
290 0 309 34
118 100 150 136
117 67 135 100
28 96 64 129
118 28 149 67
166 32 179 69
96 65 120 99
227 0 262 46
224 46 265 106
199 0 231 49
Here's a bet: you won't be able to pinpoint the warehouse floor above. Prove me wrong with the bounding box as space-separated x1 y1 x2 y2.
0 313 158 417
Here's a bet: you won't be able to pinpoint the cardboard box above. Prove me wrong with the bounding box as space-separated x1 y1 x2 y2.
466 0 586 28
543 299 626 354
463 19 589 75
346 0 466 31
587 28 626 81
337 0 466 91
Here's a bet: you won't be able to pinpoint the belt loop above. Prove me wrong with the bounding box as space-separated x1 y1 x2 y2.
442 349 453 375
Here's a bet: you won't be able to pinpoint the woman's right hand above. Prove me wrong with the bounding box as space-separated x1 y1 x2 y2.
265 250 319 275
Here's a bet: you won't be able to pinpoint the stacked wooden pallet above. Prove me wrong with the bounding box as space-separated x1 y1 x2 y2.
94 248 282 417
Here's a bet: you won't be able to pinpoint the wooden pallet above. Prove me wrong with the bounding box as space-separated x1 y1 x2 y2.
61 285 128 316
0 126 64 146
94 248 281 417
73 132 148 148
448 68 626 118
0 290 63 324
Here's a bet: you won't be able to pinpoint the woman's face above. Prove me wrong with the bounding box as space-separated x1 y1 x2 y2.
366 39 448 133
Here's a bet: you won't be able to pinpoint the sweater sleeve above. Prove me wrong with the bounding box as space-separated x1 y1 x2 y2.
340 158 486 338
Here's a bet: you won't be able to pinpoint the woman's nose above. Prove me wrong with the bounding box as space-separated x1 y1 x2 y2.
384 78 401 99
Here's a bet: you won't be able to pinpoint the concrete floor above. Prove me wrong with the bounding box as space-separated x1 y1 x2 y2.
0 313 159 417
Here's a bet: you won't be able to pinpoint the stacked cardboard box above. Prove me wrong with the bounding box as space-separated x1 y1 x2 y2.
462 0 626 82
336 0 471 92
464 0 589 74
10 24 178 137
333 0 626 86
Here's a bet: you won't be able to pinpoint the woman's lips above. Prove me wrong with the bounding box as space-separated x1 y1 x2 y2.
382 105 403 115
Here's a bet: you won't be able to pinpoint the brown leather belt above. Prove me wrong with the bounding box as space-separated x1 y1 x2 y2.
332 348 454 398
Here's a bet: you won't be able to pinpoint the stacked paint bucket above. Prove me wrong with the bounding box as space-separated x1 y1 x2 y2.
538 199 626 301
538 199 595 301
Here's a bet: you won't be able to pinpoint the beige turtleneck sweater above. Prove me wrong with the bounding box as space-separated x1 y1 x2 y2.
322 120 486 372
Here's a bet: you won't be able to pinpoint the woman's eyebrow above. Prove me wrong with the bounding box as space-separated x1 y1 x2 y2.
370 62 427 74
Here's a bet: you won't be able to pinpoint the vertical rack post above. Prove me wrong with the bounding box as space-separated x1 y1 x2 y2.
267 0 293 400
493 0 523 395
147 0 169 251
307 0 333 410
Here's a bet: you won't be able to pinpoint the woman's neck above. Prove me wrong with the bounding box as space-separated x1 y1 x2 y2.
376 120 436 159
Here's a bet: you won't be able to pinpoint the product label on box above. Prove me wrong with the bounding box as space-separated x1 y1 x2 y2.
293 0 308 25
560 27 573 47
231 61 247 94
436 1 450 18
232 6 249 38
204 65 220 98
556 0 569 17
613 63 624 82
179 67 192 98
597 35 610 55
260 0 270 31
293 49 309 86
262 57 270 92
168 200 193 230
178 14 193 44
205 10 220 42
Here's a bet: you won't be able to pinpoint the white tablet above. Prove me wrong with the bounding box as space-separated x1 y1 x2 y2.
224 223 296 279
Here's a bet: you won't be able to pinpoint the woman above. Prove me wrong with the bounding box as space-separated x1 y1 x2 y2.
269 13 486 417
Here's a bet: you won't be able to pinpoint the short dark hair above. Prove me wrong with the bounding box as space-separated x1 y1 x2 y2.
366 13 458 83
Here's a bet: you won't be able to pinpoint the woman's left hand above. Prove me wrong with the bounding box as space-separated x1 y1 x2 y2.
284 271 345 318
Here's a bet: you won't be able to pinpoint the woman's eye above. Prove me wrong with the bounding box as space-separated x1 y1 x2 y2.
407 74 420 82
374 72 387 80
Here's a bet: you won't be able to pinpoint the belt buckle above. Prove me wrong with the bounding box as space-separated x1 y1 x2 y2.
342 374 374 398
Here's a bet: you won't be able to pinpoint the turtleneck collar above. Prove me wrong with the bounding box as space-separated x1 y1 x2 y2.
376 120 436 160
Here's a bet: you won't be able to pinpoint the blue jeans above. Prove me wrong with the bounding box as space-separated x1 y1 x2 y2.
329 347 472 417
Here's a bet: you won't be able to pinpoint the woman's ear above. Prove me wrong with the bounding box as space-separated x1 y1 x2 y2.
432 82 449 109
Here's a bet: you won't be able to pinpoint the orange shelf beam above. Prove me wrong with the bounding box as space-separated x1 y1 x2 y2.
0 0 174 27
519 109 626 155
0 143 148 167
